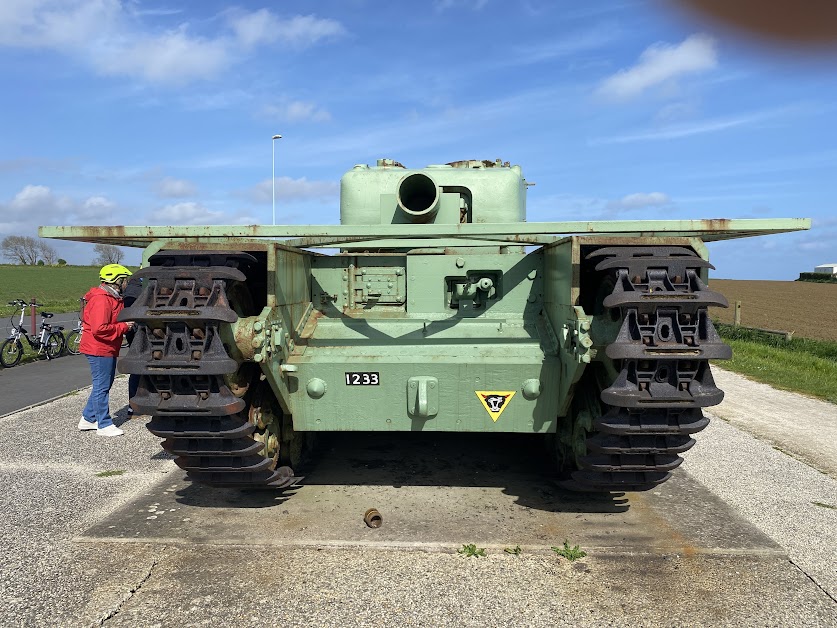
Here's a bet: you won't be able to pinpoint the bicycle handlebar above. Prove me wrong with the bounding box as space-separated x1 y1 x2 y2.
7 300 44 307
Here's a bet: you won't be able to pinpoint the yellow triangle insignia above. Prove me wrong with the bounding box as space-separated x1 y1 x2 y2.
475 390 516 422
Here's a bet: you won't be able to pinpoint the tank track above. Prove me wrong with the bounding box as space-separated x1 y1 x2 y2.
570 246 730 492
119 250 297 489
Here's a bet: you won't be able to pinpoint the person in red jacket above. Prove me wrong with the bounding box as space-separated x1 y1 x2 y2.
78 264 136 436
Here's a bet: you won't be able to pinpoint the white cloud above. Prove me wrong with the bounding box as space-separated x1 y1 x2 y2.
590 107 793 145
0 0 122 48
147 201 225 225
95 27 231 84
155 176 196 198
248 176 339 204
596 34 718 100
0 3 345 85
0 184 121 240
78 195 117 220
9 184 59 211
606 192 671 210
261 100 332 123
434 0 489 11
229 10 344 48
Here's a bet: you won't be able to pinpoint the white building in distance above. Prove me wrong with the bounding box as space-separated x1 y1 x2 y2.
814 263 837 276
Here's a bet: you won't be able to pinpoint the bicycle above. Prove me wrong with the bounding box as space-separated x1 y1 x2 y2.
0 300 66 367
65 298 85 355
65 317 82 355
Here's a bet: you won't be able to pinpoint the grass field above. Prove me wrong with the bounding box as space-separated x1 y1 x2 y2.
0 265 123 317
709 279 837 342
714 325 837 405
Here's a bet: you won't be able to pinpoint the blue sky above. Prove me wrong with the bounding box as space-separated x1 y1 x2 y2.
0 0 834 278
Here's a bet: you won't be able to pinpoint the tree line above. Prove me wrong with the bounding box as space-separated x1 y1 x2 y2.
1 236 124 266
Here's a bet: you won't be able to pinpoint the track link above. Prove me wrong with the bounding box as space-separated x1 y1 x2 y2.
118 250 297 489
570 246 729 492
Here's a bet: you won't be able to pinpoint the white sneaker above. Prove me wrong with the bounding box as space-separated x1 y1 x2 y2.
96 425 124 437
78 417 97 431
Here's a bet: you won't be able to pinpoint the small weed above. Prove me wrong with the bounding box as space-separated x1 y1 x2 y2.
551 540 587 561
812 501 836 510
95 469 126 478
503 545 522 556
458 543 486 558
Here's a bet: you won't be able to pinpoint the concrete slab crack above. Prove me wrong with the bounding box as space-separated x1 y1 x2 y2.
789 559 837 605
93 558 159 626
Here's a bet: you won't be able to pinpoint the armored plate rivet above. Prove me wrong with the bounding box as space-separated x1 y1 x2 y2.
306 378 327 399
455 257 465 268
527 269 537 280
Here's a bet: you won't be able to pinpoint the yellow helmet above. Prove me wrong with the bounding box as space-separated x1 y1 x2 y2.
99 263 133 283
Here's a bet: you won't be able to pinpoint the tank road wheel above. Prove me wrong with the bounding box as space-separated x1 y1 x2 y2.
117 250 298 489
561 246 730 492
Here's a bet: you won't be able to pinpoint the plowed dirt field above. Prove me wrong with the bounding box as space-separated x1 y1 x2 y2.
709 279 837 341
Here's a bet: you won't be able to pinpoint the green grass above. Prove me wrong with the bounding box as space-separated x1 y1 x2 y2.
457 543 486 558
551 540 587 561
95 470 126 477
713 324 837 404
503 545 522 556
0 264 135 316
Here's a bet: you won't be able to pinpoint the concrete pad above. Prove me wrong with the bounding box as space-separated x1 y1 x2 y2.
70 543 835 627
82 432 781 558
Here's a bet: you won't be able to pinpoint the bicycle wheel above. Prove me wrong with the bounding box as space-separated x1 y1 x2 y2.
66 330 81 355
0 339 23 368
46 332 64 359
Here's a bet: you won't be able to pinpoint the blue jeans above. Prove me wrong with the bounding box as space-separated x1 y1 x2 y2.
82 355 118 428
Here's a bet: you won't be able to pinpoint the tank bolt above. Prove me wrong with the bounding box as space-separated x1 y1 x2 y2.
160 287 173 296
254 321 263 332
306 378 327 398
252 336 264 348
191 328 204 339
364 508 383 529
152 350 163 360
395 268 403 276
522 379 541 399
455 257 465 268
198 287 210 296
153 328 165 339
528 269 537 280
161 391 171 400
253 353 264 363
192 350 202 360
199 391 209 400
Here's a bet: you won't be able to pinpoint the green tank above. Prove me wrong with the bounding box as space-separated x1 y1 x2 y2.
40 159 809 491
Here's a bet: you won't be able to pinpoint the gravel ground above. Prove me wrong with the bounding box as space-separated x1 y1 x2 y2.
0 374 835 627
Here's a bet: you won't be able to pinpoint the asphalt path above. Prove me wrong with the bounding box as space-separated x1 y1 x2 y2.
0 311 86 417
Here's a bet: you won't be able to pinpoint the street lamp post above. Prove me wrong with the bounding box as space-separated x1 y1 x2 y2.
271 134 282 225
